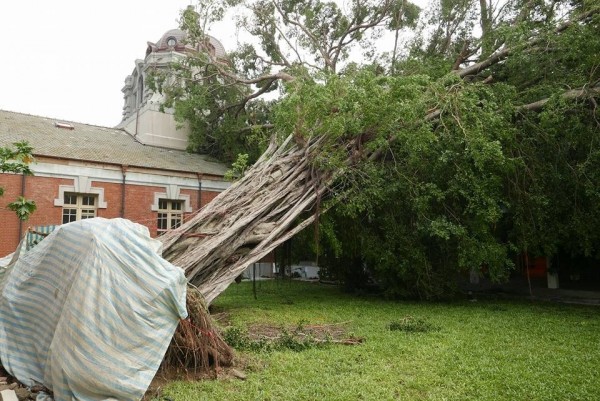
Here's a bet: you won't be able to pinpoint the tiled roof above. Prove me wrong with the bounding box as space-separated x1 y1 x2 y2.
0 110 228 176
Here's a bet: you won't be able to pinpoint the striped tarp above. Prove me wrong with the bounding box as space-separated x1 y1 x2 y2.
0 218 187 401
26 225 58 250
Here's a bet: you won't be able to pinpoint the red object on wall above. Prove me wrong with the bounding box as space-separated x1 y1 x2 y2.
524 255 548 278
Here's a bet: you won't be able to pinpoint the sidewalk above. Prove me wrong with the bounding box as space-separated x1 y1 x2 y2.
464 277 600 306
521 287 600 305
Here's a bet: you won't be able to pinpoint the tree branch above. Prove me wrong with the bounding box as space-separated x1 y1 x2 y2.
517 86 600 112
456 7 600 78
329 1 393 69
272 23 301 67
224 77 279 117
202 58 295 85
271 0 333 71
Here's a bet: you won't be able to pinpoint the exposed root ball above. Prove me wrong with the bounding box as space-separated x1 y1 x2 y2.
161 286 234 373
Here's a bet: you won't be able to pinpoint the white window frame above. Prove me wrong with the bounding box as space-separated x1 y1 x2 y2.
54 175 107 209
151 185 192 213
62 193 98 224
156 199 184 234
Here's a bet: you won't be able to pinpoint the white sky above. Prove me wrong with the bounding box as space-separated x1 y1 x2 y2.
0 1 220 127
0 1 429 128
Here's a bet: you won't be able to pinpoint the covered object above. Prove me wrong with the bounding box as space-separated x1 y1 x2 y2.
0 218 187 400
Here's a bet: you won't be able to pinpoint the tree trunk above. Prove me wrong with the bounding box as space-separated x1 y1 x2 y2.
160 135 331 304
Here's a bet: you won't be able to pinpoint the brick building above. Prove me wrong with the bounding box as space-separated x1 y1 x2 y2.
0 27 233 257
0 26 277 277
0 109 229 257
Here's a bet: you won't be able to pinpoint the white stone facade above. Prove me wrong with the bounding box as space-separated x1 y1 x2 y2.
118 29 227 151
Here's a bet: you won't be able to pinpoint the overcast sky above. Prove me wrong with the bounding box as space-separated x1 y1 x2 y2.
0 1 428 128
0 1 223 127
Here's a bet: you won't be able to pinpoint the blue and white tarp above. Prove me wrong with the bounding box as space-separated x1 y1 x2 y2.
0 218 188 401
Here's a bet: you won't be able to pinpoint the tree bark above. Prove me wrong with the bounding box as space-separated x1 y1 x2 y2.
161 135 332 304
517 86 600 112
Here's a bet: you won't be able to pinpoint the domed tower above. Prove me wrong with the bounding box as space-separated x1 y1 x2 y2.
118 29 226 150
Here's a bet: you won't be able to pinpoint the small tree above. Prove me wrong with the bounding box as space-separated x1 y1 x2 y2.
0 141 36 220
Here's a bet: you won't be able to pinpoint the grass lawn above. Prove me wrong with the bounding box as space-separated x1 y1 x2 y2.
161 280 600 401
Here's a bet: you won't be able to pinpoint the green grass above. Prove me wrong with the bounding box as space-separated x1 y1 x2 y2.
162 280 600 401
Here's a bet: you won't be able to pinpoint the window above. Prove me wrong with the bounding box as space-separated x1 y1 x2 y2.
136 75 144 107
157 199 183 234
62 193 97 224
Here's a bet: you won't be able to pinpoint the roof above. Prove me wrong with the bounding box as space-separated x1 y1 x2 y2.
147 28 227 59
0 110 228 176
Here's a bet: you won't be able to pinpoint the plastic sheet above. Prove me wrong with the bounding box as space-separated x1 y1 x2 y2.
0 218 187 401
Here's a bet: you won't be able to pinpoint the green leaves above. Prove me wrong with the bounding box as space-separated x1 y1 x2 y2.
1 141 36 221
0 141 34 175
274 70 429 154
270 67 519 297
225 153 250 181
8 196 37 221
169 0 600 297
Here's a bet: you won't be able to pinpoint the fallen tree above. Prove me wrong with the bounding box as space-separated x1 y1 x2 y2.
161 134 331 304
159 1 600 303
154 0 600 372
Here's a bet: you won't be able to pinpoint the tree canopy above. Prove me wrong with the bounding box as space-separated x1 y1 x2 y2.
159 0 600 298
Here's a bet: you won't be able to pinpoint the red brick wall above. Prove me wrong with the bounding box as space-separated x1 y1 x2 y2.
0 174 24 256
96 182 123 219
25 176 70 226
0 173 222 257
125 184 165 235
201 188 220 205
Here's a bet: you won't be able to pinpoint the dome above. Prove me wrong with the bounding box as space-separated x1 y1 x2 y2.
146 28 226 59
207 35 226 59
156 28 187 49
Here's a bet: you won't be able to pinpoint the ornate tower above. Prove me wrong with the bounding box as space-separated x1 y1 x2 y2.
118 29 226 150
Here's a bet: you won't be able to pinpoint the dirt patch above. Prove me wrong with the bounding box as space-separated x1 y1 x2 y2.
222 321 364 349
211 311 233 327
0 365 51 400
247 321 360 344
143 357 263 400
